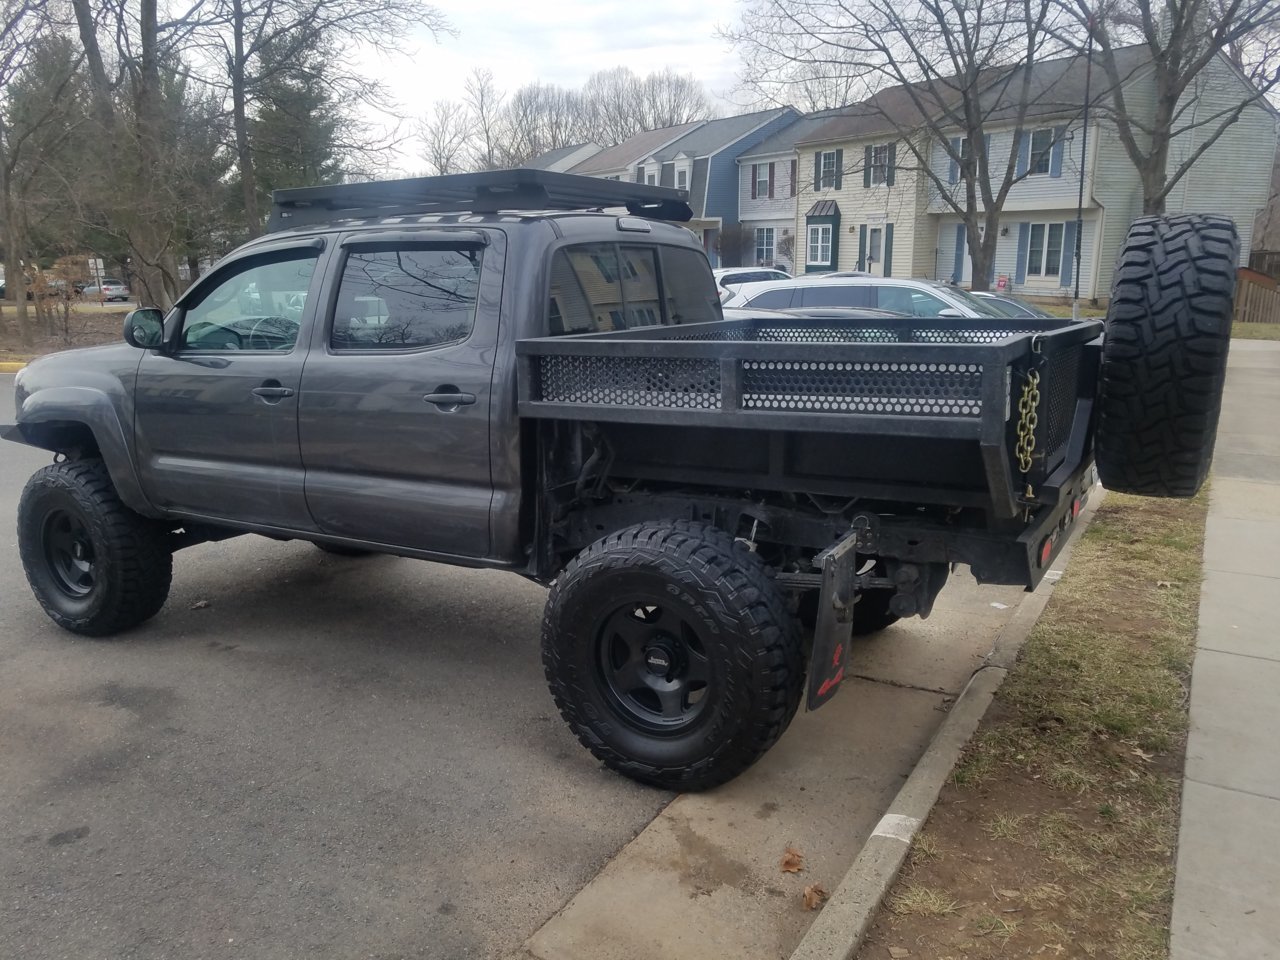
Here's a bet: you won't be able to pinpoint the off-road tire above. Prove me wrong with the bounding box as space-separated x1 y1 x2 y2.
18 459 173 636
542 520 805 791
1096 215 1239 497
314 542 373 557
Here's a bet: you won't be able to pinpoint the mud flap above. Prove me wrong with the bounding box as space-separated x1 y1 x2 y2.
806 529 860 711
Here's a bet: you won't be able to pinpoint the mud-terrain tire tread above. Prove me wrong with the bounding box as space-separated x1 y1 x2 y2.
18 459 173 636
1096 215 1239 497
542 520 804 791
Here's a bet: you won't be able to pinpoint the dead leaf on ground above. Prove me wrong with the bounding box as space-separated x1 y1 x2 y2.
1131 747 1155 762
997 888 1020 899
780 846 805 873
888 947 910 959
190 599 210 609
802 883 828 910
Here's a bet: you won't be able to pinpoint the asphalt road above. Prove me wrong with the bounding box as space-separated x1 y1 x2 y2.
0 371 1029 960
0 374 668 960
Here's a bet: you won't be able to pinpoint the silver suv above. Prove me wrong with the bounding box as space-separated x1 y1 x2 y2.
723 275 1002 318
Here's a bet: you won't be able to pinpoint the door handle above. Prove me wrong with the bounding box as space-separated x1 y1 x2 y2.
423 390 476 408
251 385 295 400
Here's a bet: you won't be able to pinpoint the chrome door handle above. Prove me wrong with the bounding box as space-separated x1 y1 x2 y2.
251 386 295 400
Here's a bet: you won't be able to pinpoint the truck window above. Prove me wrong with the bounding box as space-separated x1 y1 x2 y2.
548 244 627 335
180 251 318 352
660 247 722 324
330 246 481 350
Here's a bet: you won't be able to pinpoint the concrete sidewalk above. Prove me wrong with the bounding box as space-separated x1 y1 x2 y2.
1172 339 1280 960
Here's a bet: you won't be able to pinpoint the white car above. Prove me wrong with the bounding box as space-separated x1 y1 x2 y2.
82 278 132 302
723 275 1005 318
712 267 791 303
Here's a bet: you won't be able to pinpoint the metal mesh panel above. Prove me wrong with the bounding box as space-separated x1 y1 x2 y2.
741 360 984 416
753 326 900 343
1040 346 1081 458
669 323 752 342
536 355 721 408
911 327 1034 344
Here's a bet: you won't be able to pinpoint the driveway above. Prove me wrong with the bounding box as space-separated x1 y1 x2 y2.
0 372 1030 959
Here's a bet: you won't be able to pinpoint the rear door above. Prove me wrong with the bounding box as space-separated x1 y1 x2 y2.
297 230 501 558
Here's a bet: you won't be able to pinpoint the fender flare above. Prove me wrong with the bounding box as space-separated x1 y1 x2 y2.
6 385 161 518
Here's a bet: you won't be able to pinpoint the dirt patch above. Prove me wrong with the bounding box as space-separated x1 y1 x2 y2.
0 303 128 360
858 491 1208 960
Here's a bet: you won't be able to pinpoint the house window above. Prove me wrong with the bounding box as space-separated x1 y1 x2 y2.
755 165 770 198
870 144 890 185
868 227 883 265
1027 222 1066 277
677 168 687 191
807 225 832 265
1030 128 1053 175
789 159 797 197
755 228 775 265
820 151 837 189
646 173 657 186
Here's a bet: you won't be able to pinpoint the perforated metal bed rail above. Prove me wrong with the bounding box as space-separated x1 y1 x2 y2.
516 315 1102 440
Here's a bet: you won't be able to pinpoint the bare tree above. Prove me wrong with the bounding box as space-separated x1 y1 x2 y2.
418 100 472 175
463 68 504 170
1055 0 1280 214
580 67 712 146
727 0 1073 289
200 0 451 236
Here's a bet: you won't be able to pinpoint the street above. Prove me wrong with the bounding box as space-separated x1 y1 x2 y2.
0 372 1030 959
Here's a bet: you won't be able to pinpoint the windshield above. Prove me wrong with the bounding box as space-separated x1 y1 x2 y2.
934 283 1003 317
975 295 1024 318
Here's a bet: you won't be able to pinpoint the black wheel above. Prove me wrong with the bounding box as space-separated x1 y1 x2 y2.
314 542 373 557
1096 215 1239 497
18 460 173 636
542 520 804 791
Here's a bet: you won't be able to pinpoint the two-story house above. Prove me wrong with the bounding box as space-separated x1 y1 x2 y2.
793 46 1277 301
631 107 800 265
735 108 851 272
566 121 705 182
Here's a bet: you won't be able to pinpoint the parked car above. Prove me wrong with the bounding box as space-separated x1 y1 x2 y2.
724 275 1005 318
971 291 1055 319
82 278 131 302
721 306 906 322
2 169 1239 792
712 267 791 302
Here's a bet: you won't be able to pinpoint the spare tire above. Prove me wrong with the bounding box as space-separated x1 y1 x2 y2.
1095 215 1239 497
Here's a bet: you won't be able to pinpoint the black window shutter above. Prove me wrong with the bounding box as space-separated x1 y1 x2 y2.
884 223 894 275
834 148 844 190
858 225 867 271
887 143 897 186
813 152 821 191
751 164 757 200
790 159 797 197
863 146 873 188
768 162 775 198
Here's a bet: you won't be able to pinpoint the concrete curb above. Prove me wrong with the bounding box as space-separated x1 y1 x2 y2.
787 488 1106 960
0 361 28 372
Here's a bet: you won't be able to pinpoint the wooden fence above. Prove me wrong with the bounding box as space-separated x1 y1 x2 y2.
1236 268 1280 325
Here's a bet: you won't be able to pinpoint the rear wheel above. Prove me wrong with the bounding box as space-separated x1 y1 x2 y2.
542 520 804 791
1096 215 1239 496
18 460 173 636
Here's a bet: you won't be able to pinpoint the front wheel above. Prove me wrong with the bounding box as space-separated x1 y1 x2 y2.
18 460 173 636
542 520 804 791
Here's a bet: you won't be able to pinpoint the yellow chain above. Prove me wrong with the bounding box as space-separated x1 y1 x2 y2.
1015 370 1041 474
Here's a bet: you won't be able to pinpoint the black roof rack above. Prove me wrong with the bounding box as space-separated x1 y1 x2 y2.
267 169 694 233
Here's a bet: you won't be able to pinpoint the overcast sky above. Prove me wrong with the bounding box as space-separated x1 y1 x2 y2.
366 0 748 173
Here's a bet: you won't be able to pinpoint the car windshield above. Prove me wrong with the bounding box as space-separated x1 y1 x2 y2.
976 296 1025 318
935 284 1003 317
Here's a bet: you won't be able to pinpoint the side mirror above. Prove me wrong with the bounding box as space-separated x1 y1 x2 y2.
937 308 965 319
123 308 165 349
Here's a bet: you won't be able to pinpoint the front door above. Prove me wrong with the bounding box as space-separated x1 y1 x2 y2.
297 232 500 558
133 245 325 530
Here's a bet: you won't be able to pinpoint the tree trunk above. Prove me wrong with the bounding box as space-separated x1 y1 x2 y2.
231 0 261 239
966 218 995 292
3 204 32 347
129 0 177 310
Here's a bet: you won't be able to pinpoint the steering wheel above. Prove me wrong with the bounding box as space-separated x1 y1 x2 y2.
244 315 295 350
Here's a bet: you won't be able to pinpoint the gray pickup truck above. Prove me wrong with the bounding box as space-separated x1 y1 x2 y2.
3 171 1238 790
